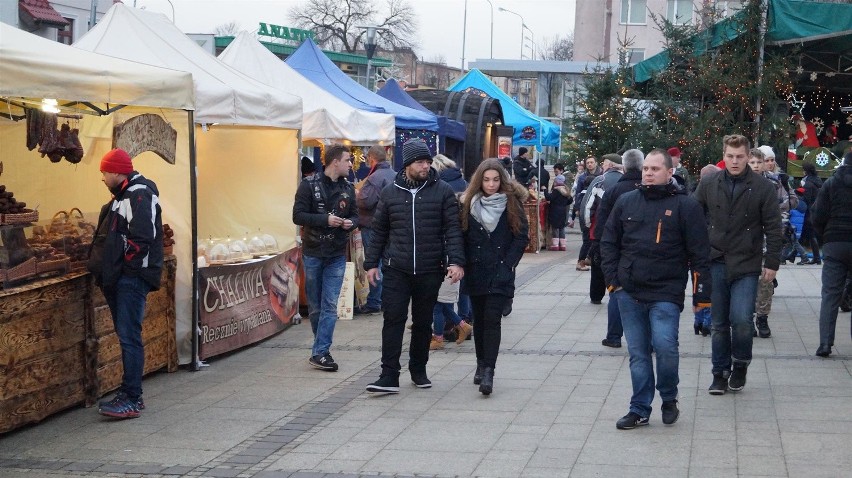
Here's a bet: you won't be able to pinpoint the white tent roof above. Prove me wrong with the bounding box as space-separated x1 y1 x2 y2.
219 32 395 145
0 22 193 110
73 4 301 128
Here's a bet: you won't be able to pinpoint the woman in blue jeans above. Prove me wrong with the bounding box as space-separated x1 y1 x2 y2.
459 159 529 395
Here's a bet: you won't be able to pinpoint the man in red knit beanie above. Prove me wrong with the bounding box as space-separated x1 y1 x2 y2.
89 148 163 419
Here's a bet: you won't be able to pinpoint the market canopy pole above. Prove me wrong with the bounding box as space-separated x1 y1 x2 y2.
753 0 769 144
188 111 201 371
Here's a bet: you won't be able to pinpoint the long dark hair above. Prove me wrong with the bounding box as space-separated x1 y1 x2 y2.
460 158 524 234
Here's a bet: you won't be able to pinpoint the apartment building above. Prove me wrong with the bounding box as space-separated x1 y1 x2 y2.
573 0 744 64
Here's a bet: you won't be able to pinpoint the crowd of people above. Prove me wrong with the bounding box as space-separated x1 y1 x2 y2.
291 135 852 429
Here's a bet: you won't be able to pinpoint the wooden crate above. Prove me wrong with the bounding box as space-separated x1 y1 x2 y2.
0 258 178 433
0 274 89 433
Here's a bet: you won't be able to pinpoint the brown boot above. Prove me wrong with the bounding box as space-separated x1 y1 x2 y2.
576 260 590 271
429 335 444 350
455 321 473 344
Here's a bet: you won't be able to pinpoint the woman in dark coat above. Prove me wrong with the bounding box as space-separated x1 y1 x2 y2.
799 162 823 264
545 174 573 251
459 158 529 395
432 154 468 194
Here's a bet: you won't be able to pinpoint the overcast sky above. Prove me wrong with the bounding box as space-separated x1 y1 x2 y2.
133 0 576 68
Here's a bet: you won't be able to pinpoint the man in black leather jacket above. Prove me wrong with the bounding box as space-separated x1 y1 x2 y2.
293 145 358 372
363 138 465 394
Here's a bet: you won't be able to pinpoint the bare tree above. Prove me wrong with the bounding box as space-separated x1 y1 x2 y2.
288 0 418 53
539 34 574 61
214 21 241 37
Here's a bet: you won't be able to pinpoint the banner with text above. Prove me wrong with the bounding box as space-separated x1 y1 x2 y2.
199 248 301 360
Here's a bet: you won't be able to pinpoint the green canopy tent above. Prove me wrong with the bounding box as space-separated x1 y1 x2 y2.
633 0 852 84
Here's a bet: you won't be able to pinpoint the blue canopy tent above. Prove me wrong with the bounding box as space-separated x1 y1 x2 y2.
377 79 466 161
286 39 440 169
449 69 560 150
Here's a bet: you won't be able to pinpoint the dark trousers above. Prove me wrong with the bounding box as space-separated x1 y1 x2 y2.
470 294 509 368
590 261 606 302
103 275 151 401
379 267 443 377
578 223 591 260
819 242 852 347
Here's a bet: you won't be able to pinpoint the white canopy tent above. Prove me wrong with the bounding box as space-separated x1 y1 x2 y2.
219 32 395 146
0 22 196 365
74 3 305 365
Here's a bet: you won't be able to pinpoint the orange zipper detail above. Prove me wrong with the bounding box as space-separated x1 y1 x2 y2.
656 219 662 243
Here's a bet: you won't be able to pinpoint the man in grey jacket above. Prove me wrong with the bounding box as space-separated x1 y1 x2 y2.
355 146 395 314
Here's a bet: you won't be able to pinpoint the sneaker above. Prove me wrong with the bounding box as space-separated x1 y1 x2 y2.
708 373 728 395
308 354 339 371
429 336 444 350
98 393 144 410
728 365 747 391
616 412 649 430
455 321 473 344
410 372 432 388
601 338 622 348
366 375 400 394
755 315 771 338
661 400 679 425
354 305 381 315
98 394 141 419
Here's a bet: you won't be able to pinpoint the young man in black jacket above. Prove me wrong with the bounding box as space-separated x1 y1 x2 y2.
293 145 358 372
89 148 163 419
694 134 782 395
602 149 712 429
363 138 465 394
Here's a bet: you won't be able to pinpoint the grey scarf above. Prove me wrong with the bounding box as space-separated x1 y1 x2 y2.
471 192 507 233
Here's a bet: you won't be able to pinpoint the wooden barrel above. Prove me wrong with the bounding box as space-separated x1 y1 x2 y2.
409 89 504 179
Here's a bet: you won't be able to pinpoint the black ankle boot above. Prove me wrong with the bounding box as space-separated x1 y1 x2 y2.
479 367 494 395
473 362 484 385
694 324 701 335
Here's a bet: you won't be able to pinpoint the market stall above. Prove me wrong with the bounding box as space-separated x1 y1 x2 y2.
0 22 194 433
285 38 441 169
73 4 305 363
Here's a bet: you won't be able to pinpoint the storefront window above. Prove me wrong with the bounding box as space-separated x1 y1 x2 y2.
57 18 73 45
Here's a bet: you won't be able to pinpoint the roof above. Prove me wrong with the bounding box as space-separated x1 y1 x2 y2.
218 31 395 144
73 3 301 128
18 0 69 26
633 0 852 84
0 22 193 110
214 36 393 68
377 79 466 141
285 38 438 132
468 59 619 77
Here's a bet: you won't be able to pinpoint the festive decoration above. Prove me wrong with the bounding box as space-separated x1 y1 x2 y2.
787 93 807 116
815 150 831 168
810 72 818 82
351 146 365 171
847 114 852 126
812 117 824 135
826 72 836 78
795 65 804 74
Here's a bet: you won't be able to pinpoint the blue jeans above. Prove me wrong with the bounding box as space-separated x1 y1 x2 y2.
818 242 852 346
103 275 152 401
303 254 346 357
359 227 382 310
433 302 462 336
615 290 680 418
606 295 623 342
710 262 758 374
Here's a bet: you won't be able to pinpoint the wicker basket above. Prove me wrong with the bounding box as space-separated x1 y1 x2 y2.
0 209 39 225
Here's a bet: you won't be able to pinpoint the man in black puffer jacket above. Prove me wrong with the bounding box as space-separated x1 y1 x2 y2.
364 138 466 394
602 149 711 430
812 151 852 357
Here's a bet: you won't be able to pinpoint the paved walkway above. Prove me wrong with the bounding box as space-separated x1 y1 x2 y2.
2 232 851 478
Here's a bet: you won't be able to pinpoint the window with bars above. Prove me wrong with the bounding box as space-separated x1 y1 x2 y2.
620 0 647 24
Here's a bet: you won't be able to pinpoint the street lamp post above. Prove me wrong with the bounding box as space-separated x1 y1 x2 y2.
358 26 385 91
498 7 526 60
461 0 468 70
484 0 494 59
